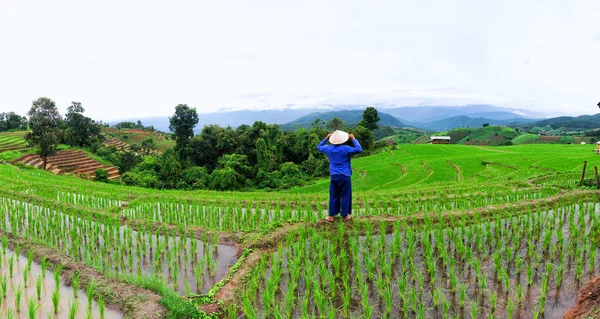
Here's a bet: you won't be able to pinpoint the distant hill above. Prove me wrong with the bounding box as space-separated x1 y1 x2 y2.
516 113 600 130
384 105 543 123
108 104 548 133
417 115 535 131
109 108 323 133
415 126 520 146
280 110 412 131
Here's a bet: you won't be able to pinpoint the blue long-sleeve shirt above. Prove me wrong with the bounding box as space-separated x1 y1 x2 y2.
317 137 362 176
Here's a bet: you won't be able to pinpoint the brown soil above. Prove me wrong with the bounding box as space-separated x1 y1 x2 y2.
0 230 166 319
563 276 600 319
213 250 262 303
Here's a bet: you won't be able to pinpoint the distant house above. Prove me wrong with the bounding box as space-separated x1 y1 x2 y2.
429 136 451 144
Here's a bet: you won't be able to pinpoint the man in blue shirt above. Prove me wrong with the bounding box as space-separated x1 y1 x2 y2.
317 130 362 222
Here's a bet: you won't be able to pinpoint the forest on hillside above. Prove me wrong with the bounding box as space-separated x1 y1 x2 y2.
13 98 383 191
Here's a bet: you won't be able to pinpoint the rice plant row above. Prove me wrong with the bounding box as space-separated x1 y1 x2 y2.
238 201 600 319
120 186 559 232
0 197 238 296
0 243 122 319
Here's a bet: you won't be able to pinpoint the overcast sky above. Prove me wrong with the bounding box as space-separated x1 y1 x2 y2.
1 0 599 121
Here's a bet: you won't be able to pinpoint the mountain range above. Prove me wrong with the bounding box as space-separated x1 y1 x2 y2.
279 110 411 130
108 105 600 134
110 104 548 133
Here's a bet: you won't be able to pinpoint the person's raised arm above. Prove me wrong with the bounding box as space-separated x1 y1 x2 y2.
317 133 332 153
348 134 362 154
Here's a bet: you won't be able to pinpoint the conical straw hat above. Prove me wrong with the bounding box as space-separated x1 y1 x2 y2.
329 130 349 145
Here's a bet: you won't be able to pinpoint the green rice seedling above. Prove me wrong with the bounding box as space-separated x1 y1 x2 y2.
68 299 78 319
15 284 23 312
27 298 39 319
41 257 47 277
489 291 497 313
173 264 178 290
87 280 95 309
52 285 60 314
527 263 534 286
98 295 105 319
6 309 14 319
23 266 29 287
27 250 33 271
1 275 7 298
54 266 62 287
517 283 524 305
470 301 478 319
8 255 14 278
36 275 42 300
458 283 467 308
507 297 514 319
226 302 237 319
72 272 80 297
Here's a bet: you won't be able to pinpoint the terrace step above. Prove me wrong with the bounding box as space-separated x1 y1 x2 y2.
75 165 109 175
71 161 107 170
0 145 29 152
16 149 119 180
21 155 40 165
50 158 96 167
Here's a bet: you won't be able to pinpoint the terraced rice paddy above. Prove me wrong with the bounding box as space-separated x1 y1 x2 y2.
0 246 122 319
16 150 120 179
240 202 600 318
1 143 600 318
0 132 29 153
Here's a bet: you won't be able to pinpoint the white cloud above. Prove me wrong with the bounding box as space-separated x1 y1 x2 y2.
0 0 599 120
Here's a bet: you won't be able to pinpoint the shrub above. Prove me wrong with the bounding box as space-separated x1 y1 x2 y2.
94 169 109 182
183 167 210 189
210 167 246 191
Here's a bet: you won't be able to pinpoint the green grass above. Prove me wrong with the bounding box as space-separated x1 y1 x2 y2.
289 143 600 193
378 129 426 144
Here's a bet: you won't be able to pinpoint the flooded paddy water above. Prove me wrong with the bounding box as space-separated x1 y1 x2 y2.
0 247 122 319
0 198 238 296
241 203 600 318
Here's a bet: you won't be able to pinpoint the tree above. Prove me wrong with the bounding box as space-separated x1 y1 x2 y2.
210 167 245 191
94 168 109 182
256 138 270 172
26 97 62 169
65 102 101 147
358 106 380 131
0 112 28 132
217 154 251 178
159 149 182 188
169 104 199 161
189 125 222 171
116 150 142 174
280 162 303 188
354 125 374 150
182 166 210 189
483 123 490 127
140 137 157 155
326 117 344 131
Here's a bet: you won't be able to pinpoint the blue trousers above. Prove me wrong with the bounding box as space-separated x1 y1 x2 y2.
329 174 352 217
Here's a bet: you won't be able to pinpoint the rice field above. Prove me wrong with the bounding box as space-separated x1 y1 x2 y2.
1 143 600 318
0 246 122 319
